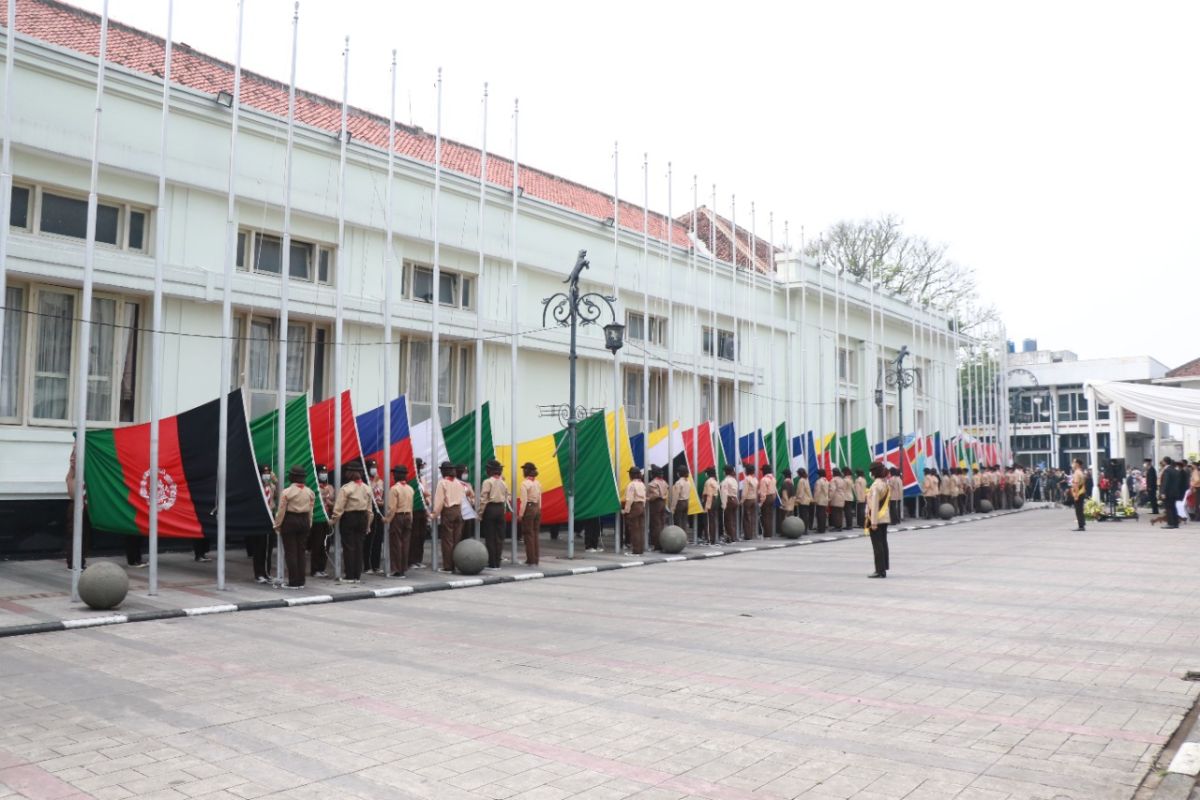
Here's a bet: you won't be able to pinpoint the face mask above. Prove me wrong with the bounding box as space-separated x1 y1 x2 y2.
369 469 377 478
318 472 328 482
261 474 270 484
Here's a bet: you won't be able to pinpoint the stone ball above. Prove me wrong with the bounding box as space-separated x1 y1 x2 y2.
1012 496 1024 509
78 561 129 610
978 499 994 513
938 503 957 520
659 525 687 554
452 538 488 575
780 516 806 539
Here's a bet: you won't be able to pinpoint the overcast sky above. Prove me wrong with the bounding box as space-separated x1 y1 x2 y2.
70 0 1200 369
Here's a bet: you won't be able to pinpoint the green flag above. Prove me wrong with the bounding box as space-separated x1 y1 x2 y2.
250 394 327 523
442 402 495 488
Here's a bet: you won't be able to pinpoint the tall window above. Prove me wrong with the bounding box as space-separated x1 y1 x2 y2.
398 337 472 426
837 347 857 384
0 286 23 420
623 367 666 436
699 379 735 427
837 398 855 434
627 311 667 347
702 326 736 361
230 315 323 421
403 262 473 309
237 227 334 285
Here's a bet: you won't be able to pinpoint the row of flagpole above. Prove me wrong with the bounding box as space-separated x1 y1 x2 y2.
19 0 1008 598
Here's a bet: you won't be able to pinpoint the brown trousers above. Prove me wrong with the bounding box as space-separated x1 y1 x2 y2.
673 500 689 530
830 503 844 530
705 508 719 543
760 495 777 538
340 510 368 581
308 521 329 574
723 500 739 542
520 502 541 565
742 500 758 540
648 498 665 550
409 510 428 566
388 512 412 576
625 501 646 554
482 502 506 568
438 505 463 572
280 511 310 587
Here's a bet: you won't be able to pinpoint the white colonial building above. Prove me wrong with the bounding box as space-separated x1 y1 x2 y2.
0 0 958 554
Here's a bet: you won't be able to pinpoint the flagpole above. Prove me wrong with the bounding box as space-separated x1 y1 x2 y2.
215 0 244 593
784 221 793 451
769 212 777 472
472 82 486 540
0 0 16 418
332 37 349 578
147 0 174 596
749 202 758 483
381 50 396 572
274 2 299 589
71 0 109 602
508 99 519 565
708 186 718 496
817 247 825 451
665 162 676 522
610 142 621 554
730 195 741 538
430 66 442 572
640 153 649 548
800 227 808 439
689 173 700 545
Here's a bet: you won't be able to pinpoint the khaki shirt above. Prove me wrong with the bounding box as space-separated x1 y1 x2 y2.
866 479 892 527
623 479 646 513
758 474 777 503
702 476 719 511
795 478 813 505
813 477 830 505
922 475 939 496
480 476 509 507
433 478 467 516
779 478 796 512
330 480 371 523
949 475 961 497
854 477 867 503
835 477 854 504
274 483 315 528
518 477 542 515
889 475 904 499
1071 468 1087 498
647 478 669 502
670 477 691 507
741 475 759 503
384 482 415 524
939 475 952 495
719 475 740 505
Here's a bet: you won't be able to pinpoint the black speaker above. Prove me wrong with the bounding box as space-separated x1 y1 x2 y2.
1105 458 1126 482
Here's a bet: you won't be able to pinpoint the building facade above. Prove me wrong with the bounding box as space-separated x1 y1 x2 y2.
0 1 958 555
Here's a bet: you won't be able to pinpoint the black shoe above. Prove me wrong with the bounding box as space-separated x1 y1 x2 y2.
868 572 886 578
1074 527 1086 531
1165 525 1180 529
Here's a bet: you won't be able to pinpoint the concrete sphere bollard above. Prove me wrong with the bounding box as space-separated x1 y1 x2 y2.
780 516 806 539
978 499 994 513
78 561 129 610
452 538 488 575
938 503 956 520
1012 496 1024 509
659 525 687 554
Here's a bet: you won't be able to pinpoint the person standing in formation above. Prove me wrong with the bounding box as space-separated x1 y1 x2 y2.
251 463 277 583
888 467 904 524
273 465 314 589
1143 458 1159 513
840 468 856 530
778 469 796 534
432 461 466 573
865 461 892 578
937 467 952 514
720 465 740 543
758 464 777 538
517 462 542 565
329 462 371 583
1070 458 1089 531
921 469 938 518
949 468 963 515
827 469 845 532
812 468 830 534
795 469 813 533
479 460 508 566
365 459 385 575
384 464 415 578
646 466 668 551
623 466 646 555
853 469 867 529
702 467 720 545
409 458 430 569
741 464 760 540
963 466 975 513
671 465 691 530
309 464 332 578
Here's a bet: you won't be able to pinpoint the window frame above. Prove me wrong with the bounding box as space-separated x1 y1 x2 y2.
397 335 473 427
236 227 332 286
0 284 26 422
29 184 150 254
230 312 322 420
403 261 474 310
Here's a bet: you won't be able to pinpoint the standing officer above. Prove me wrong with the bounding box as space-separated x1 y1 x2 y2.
719 464 740 543
623 466 647 555
432 461 466 573
384 464 415 577
273 465 315 589
646 466 668 551
479 459 508 568
329 462 371 583
741 463 760 540
812 468 830 534
701 467 720 544
517 462 542 564
758 464 777 538
795 469 814 533
670 465 691 530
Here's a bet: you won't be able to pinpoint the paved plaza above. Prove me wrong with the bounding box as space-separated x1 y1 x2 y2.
2 509 1200 800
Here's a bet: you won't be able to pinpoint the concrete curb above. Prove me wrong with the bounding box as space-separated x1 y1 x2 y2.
1152 710 1200 800
0 506 1044 640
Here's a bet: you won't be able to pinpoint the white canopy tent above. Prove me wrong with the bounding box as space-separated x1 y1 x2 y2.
1084 380 1200 499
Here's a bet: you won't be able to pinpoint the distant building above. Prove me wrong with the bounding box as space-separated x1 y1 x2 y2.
1154 357 1200 460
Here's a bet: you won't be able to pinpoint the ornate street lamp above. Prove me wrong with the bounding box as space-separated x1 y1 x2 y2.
542 250 620 558
887 345 922 442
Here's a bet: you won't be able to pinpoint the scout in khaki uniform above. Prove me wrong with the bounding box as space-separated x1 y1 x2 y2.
865 462 892 578
778 469 796 534
888 468 904 523
794 469 813 532
409 458 430 568
274 465 315 589
853 470 867 529
719 465 740 543
384 465 415 577
741 465 760 540
921 470 939 519
479 460 509 568
938 468 952 514
701 468 720 544
758 464 777 538
432 461 466 573
329 462 372 583
647 467 669 551
812 470 830 533
623 466 647 555
518 462 543 565
670 466 692 530
828 469 845 531
310 464 333 577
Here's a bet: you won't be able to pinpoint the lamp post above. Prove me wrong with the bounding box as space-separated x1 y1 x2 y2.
886 345 920 442
542 250 623 559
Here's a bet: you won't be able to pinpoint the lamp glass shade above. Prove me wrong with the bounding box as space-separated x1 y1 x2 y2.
603 322 625 354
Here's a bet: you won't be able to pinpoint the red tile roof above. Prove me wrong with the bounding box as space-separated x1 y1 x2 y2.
1166 357 1200 379
9 0 721 252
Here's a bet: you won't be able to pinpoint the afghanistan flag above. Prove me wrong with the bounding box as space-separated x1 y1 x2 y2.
250 394 327 523
495 410 619 525
83 389 272 538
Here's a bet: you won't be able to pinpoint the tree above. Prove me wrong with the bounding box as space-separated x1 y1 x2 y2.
803 215 998 334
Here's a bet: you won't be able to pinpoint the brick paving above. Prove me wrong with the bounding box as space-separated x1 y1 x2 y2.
2 509 1199 799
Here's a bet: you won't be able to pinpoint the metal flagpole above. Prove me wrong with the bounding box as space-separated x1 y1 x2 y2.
509 100 519 565
749 203 758 489
147 0 174 596
689 173 700 545
611 142 621 553
473 82 487 539
332 38 349 578
640 153 649 548
769 212 777 474
708 186 718 506
216 0 244 592
430 67 442 571
0 0 16 414
800 228 808 438
381 49 397 571
832 253 841 462
275 2 299 589
665 163 676 530
730 196 741 538
71 0 110 602
784 221 793 447
817 248 825 450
